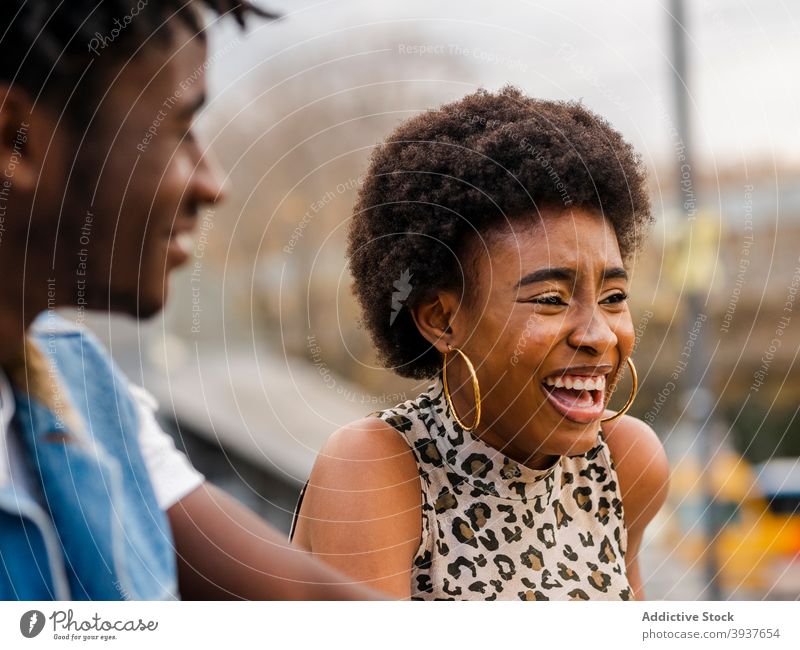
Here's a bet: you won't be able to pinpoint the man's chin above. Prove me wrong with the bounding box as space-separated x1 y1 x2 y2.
134 300 165 320
102 288 167 320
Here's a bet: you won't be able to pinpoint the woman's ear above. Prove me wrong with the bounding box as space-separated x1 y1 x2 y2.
411 292 460 354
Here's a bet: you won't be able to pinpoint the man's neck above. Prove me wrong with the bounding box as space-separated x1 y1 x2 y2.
0 303 36 370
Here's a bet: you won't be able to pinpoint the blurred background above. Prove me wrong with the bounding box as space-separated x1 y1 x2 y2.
75 0 800 600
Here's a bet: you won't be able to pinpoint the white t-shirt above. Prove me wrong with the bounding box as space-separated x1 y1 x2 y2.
0 369 204 510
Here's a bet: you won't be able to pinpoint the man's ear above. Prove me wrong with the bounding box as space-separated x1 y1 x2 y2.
411 292 461 354
0 83 45 192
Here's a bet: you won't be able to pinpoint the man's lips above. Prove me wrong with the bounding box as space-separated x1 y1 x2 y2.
165 230 195 266
163 217 197 267
539 367 612 424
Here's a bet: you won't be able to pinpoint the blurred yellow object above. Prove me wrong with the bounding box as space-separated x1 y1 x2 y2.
666 451 800 597
663 210 720 294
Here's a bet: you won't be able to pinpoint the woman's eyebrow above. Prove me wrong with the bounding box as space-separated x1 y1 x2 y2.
514 265 628 288
602 266 629 282
515 267 575 288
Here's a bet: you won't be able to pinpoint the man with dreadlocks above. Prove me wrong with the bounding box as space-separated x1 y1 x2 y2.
0 1 379 600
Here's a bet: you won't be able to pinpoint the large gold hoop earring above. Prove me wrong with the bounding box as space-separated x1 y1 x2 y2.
442 344 481 431
601 357 638 423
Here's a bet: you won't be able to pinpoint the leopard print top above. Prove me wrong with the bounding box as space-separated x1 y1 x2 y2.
375 376 633 601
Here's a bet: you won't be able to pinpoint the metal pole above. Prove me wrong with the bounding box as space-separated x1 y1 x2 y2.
668 0 722 600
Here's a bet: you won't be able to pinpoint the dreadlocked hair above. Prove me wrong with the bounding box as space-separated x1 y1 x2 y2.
0 1 278 101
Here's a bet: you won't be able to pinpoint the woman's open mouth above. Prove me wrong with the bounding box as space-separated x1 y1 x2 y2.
540 373 606 424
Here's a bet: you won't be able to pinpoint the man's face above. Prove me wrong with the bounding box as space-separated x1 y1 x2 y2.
56 19 226 318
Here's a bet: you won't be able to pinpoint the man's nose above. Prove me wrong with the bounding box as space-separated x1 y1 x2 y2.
193 147 229 206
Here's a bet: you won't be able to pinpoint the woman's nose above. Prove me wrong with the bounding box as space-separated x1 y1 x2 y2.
566 305 618 353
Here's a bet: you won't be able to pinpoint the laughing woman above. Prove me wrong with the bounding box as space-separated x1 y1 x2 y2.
291 86 669 601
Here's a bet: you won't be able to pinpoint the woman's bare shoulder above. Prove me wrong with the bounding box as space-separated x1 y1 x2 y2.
314 416 420 474
294 417 422 553
600 414 670 531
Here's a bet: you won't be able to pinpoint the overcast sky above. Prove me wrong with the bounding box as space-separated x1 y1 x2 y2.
208 0 800 172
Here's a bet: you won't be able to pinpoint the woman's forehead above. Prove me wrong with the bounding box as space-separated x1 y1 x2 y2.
476 209 624 275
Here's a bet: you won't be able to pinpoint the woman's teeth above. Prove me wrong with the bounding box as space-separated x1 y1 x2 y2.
540 373 607 423
543 374 606 391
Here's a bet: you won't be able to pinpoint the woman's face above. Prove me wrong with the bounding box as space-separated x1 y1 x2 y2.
441 207 635 468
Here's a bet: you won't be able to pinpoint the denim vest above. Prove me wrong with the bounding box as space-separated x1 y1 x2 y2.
0 315 177 600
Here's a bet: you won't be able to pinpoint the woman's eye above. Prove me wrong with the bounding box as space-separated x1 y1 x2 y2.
602 292 629 304
530 295 565 306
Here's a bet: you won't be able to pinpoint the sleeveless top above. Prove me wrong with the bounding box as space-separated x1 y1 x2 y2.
373 376 632 601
